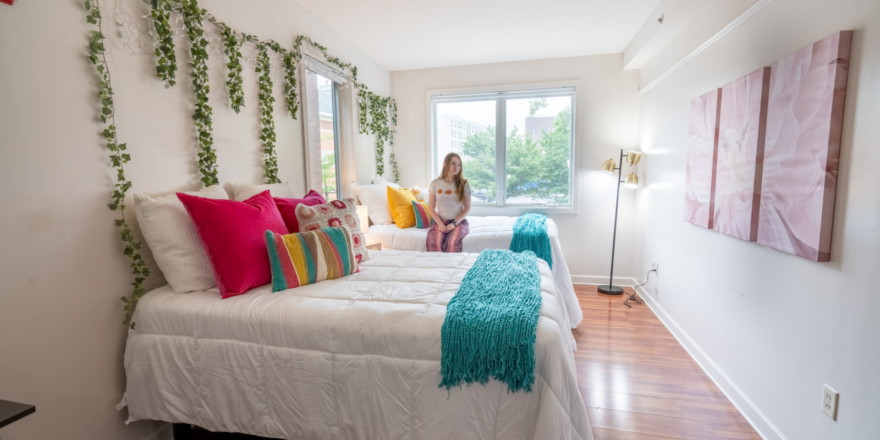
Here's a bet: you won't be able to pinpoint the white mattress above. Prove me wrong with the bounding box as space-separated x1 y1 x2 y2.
122 250 591 440
366 216 583 328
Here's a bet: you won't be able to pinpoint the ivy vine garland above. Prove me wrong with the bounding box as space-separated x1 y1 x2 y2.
255 42 280 184
85 0 150 329
150 0 177 87
217 21 245 113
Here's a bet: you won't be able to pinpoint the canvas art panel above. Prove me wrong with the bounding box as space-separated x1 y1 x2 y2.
684 88 722 229
713 67 771 241
757 31 852 262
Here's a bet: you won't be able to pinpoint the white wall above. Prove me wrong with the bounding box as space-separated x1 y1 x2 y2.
633 0 880 439
391 55 641 281
0 0 388 438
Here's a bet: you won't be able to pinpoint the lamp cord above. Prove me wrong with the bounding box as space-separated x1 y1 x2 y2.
624 268 656 308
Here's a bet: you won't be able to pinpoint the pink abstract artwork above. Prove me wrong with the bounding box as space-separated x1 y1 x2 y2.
713 67 771 241
757 31 852 262
684 88 721 229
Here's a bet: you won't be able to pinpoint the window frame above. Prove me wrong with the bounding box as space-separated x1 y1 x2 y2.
426 81 580 215
302 69 343 200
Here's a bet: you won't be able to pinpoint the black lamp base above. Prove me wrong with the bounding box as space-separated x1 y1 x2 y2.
597 284 625 295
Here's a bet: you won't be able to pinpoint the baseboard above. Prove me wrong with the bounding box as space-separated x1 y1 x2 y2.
570 275 636 286
636 285 788 440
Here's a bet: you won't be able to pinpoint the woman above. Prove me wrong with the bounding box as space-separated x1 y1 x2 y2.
427 152 471 253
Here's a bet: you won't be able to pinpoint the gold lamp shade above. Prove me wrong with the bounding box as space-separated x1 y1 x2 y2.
626 151 642 165
601 159 616 174
624 173 639 188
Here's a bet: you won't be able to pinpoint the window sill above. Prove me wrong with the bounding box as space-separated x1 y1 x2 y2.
468 205 578 216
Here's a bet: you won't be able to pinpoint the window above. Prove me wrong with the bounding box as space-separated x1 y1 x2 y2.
431 87 575 207
305 70 341 201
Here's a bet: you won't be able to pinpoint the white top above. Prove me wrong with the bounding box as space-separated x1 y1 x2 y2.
429 178 471 220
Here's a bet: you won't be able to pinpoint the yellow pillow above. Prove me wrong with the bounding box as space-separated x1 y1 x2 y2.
387 186 418 228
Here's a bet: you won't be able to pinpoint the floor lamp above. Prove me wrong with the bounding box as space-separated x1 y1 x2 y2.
597 149 641 295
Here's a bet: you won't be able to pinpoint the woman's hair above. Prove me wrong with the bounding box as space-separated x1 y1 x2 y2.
439 152 468 203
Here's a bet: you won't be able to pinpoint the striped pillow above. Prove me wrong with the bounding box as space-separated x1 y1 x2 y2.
265 226 358 292
411 201 434 229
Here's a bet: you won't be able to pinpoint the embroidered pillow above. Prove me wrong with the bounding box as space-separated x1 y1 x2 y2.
274 190 327 233
178 190 288 298
295 198 369 263
265 226 358 291
409 185 427 202
411 201 434 229
387 186 418 228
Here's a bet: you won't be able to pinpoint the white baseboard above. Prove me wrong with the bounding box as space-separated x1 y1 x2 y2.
636 285 787 440
570 275 636 286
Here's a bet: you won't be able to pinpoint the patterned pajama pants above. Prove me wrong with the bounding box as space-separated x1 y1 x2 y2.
426 219 469 253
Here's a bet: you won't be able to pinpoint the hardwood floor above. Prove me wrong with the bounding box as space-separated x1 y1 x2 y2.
575 284 760 440
192 285 760 440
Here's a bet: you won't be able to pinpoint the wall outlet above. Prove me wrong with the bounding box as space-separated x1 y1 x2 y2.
651 260 659 273
822 384 839 421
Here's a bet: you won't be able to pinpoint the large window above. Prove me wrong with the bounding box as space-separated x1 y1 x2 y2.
305 70 341 201
431 87 575 207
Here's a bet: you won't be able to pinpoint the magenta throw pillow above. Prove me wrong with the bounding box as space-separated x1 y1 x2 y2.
178 190 288 298
274 190 327 233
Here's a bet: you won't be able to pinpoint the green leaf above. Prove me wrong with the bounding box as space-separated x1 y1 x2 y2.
86 15 97 24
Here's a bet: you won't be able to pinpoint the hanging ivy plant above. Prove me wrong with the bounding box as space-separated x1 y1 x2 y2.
180 0 219 186
85 0 150 329
217 21 244 113
150 0 177 87
255 42 280 184
281 50 298 119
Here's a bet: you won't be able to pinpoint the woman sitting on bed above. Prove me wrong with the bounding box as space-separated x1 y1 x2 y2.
427 152 471 253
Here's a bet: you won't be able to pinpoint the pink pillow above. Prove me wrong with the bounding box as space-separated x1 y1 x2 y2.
274 190 327 233
178 190 288 298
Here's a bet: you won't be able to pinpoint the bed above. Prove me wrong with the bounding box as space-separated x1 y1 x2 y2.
366 216 583 328
122 250 592 440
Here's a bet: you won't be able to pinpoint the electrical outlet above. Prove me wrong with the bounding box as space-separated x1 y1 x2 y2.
651 260 659 273
822 384 839 420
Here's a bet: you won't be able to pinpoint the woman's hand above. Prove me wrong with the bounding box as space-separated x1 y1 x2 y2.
445 222 456 233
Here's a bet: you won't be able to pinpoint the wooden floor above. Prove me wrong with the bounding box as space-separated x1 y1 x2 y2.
575 284 759 440
193 285 760 440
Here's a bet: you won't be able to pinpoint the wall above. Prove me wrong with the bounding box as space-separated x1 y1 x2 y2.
633 0 880 439
391 55 641 281
0 0 388 438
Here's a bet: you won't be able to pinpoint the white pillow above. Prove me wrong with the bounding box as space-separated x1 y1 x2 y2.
355 178 399 225
134 185 228 293
233 182 298 201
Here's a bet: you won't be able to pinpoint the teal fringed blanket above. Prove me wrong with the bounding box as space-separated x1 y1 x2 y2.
439 249 542 393
511 213 552 269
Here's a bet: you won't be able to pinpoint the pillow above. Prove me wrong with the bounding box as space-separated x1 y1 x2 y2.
274 190 327 233
265 226 358 291
387 186 418 228
295 198 369 263
354 177 399 225
178 190 288 298
134 184 229 293
409 185 427 202
233 181 297 201
411 201 434 229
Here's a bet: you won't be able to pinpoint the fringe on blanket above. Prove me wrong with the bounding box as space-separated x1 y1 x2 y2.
511 213 553 269
439 249 542 393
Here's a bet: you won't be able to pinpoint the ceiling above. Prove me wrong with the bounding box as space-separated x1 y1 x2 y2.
291 0 664 71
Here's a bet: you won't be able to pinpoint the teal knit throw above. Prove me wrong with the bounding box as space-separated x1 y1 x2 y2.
439 249 542 393
511 213 553 269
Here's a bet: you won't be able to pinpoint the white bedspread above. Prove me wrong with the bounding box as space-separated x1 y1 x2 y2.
123 251 591 440
366 216 583 328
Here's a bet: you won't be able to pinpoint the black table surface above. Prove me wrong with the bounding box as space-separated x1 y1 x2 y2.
0 400 35 429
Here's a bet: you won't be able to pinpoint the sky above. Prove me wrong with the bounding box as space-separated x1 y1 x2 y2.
436 96 571 135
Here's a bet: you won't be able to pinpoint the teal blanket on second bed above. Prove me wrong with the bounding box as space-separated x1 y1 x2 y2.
439 249 542 393
510 213 552 269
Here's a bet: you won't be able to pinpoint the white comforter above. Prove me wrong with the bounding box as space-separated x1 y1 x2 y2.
366 216 583 328
123 251 591 440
